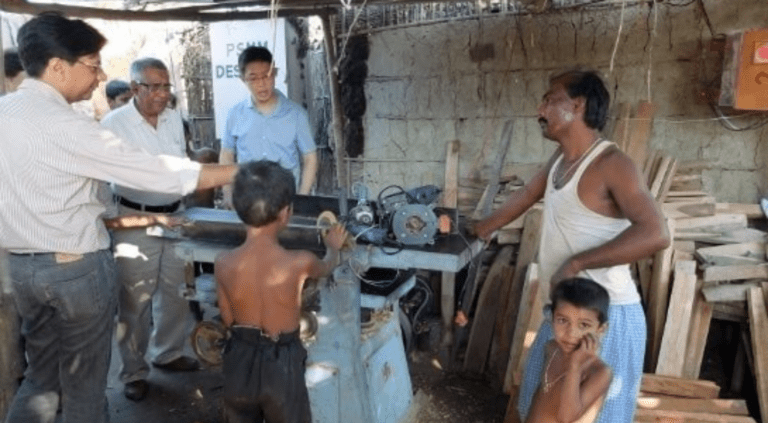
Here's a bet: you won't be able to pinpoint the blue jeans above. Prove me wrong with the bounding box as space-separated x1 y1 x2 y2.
5 250 117 423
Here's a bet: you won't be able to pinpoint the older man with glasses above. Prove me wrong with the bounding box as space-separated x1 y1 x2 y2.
101 57 200 402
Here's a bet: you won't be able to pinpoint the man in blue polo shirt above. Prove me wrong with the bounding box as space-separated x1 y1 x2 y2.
219 46 317 205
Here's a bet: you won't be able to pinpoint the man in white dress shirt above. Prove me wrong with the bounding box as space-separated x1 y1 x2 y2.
0 14 236 423
101 58 200 402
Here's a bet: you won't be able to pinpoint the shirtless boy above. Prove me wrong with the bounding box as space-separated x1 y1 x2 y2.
215 160 347 423
526 278 612 423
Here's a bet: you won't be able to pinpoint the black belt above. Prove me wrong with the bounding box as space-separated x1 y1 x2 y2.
118 196 180 213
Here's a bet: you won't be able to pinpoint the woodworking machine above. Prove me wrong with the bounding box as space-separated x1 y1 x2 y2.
157 192 482 423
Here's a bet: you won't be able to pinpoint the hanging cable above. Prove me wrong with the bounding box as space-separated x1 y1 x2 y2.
609 0 626 74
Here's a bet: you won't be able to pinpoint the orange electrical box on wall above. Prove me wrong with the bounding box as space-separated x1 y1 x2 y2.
725 28 768 110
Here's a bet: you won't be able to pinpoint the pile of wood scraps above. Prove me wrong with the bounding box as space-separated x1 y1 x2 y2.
635 147 768 422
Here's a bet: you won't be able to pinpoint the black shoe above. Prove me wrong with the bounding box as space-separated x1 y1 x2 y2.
124 380 149 401
153 356 200 372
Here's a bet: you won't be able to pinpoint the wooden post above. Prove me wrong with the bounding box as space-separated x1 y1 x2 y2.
490 208 542 384
504 262 543 394
747 286 768 423
320 13 347 192
646 218 675 371
463 246 514 373
656 260 697 377
440 141 460 354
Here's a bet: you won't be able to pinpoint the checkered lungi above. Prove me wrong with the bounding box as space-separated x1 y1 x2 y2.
517 302 646 423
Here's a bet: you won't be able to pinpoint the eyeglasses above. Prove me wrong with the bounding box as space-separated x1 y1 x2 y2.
77 60 103 74
137 82 174 93
243 72 275 84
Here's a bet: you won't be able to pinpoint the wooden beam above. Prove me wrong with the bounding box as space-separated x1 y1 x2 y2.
611 102 632 152
320 14 347 192
490 208 542 385
634 408 757 423
747 286 768 423
636 396 750 416
640 374 720 399
504 263 544 394
703 263 768 283
463 247 515 373
675 214 748 233
0 0 332 21
701 282 761 303
472 120 514 220
647 218 675 371
443 140 460 209
625 100 657 168
656 260 698 377
716 203 765 220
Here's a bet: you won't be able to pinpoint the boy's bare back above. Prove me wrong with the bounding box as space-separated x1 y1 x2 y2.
215 223 346 338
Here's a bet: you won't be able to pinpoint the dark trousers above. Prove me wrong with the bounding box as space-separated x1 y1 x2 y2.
6 250 117 423
223 327 311 423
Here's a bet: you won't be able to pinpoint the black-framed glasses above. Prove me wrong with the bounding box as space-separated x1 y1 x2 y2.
137 82 173 93
77 60 103 74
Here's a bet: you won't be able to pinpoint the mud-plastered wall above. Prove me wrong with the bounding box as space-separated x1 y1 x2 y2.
361 0 768 203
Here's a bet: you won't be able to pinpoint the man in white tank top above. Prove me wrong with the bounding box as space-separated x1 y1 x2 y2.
474 70 669 423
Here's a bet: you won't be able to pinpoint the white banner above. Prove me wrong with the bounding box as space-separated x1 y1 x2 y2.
209 19 287 140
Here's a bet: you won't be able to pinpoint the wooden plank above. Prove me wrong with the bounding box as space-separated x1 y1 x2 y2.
662 201 716 219
625 100 657 168
649 155 672 198
674 240 697 254
503 263 542 394
636 396 750 416
702 282 761 302
697 242 766 262
439 139 460 354
666 190 712 198
671 174 703 191
676 159 714 173
675 214 748 233
682 228 768 245
490 208 543 384
472 120 514 220
716 203 764 220
612 102 632 151
640 374 720 399
439 272 456 350
463 246 515 373
656 260 698 377
634 408 757 423
497 229 521 245
703 263 768 282
644 149 663 187
682 288 718 377
656 158 678 204
747 286 768 423
713 301 747 322
443 140 460 209
647 218 676 371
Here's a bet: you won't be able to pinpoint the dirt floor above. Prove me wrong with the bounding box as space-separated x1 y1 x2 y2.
105 338 508 423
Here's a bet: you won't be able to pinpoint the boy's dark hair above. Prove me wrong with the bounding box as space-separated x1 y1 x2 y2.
233 160 295 227
238 46 273 75
4 49 24 78
17 12 106 78
105 80 131 100
550 277 610 325
551 69 610 131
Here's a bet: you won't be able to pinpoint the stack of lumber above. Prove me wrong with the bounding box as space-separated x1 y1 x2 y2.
635 374 756 422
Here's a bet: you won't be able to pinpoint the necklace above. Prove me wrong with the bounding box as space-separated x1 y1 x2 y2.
542 348 567 393
554 137 602 187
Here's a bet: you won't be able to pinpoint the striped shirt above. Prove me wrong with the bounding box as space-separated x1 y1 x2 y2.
0 79 201 254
